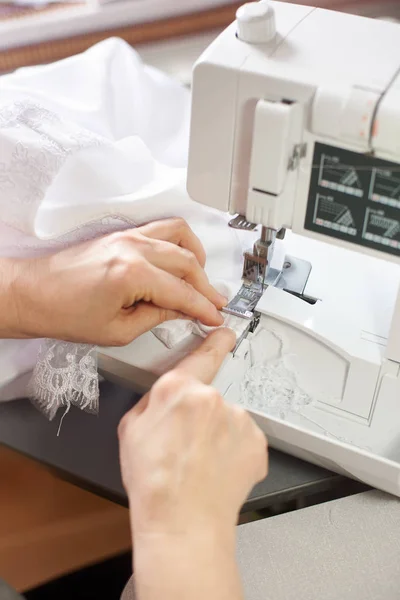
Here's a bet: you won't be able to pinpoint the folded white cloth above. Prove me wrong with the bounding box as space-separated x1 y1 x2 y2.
153 279 249 349
153 312 250 349
0 38 255 419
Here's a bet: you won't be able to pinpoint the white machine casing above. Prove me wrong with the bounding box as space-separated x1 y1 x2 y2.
187 1 400 495
99 2 400 497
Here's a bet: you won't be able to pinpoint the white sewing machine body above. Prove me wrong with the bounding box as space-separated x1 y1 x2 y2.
99 2 400 496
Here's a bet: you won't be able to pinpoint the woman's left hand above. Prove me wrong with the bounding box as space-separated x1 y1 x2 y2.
6 218 227 345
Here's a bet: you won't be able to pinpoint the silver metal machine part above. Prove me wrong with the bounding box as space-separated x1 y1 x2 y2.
223 218 312 347
228 215 258 231
226 214 312 305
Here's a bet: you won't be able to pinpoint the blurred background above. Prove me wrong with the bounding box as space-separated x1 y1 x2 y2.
1 0 400 76
1 0 399 598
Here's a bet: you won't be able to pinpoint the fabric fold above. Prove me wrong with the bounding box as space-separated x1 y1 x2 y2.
0 37 252 420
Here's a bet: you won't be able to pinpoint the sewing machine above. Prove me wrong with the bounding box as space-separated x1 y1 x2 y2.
99 1 400 496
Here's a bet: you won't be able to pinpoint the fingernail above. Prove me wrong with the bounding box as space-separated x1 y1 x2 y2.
217 294 229 308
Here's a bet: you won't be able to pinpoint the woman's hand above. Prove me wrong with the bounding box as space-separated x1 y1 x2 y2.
8 218 227 345
118 328 268 600
119 328 268 537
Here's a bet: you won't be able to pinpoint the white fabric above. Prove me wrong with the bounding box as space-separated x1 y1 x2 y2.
154 311 250 349
0 38 250 418
153 280 249 349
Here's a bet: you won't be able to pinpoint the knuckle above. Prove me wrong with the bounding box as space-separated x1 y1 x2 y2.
233 406 262 437
179 384 220 414
106 242 143 276
256 447 269 480
179 279 198 304
160 308 180 323
262 452 269 478
192 386 221 411
117 412 133 441
155 308 176 325
251 426 268 464
231 404 247 422
104 241 126 272
253 427 267 455
170 216 188 232
105 233 153 273
181 248 198 268
254 424 267 446
119 256 147 284
105 230 127 246
175 393 197 413
133 233 155 254
153 373 222 416
205 387 224 407
229 407 268 476
146 469 171 498
198 343 221 364
154 371 189 397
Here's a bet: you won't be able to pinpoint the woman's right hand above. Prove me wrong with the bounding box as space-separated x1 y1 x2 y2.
8 218 227 345
119 328 268 538
118 328 268 600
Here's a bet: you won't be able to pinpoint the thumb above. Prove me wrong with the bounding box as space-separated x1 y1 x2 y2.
116 302 187 343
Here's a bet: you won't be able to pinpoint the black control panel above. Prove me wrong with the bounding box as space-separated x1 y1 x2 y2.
304 142 400 258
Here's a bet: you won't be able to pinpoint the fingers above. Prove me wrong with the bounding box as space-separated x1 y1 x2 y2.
143 240 227 310
114 303 187 422
173 328 236 385
139 265 224 327
228 404 269 484
256 434 269 482
120 328 236 424
116 219 226 316
136 218 207 268
242 411 269 482
111 303 187 347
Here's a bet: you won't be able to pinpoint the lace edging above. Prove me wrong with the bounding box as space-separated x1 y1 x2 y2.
28 339 99 422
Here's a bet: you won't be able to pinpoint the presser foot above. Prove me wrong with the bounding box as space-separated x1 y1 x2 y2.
232 311 260 356
222 255 312 320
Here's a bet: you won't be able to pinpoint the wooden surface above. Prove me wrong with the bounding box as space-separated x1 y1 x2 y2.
0 0 396 72
0 445 131 593
0 3 242 72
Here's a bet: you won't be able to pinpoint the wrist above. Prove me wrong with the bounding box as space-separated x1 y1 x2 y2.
131 511 238 568
0 258 30 339
132 526 241 600
133 525 236 554
0 256 51 339
129 499 238 546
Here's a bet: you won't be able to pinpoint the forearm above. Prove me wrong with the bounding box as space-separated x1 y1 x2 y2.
0 258 28 339
133 530 243 600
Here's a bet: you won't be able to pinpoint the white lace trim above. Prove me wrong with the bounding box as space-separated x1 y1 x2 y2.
29 341 99 422
0 99 137 422
25 214 138 423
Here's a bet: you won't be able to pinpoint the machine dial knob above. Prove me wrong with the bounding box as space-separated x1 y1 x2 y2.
236 1 276 44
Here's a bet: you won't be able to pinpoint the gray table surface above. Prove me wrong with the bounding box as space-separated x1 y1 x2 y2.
0 381 352 511
0 579 23 600
122 490 400 600
237 490 400 600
